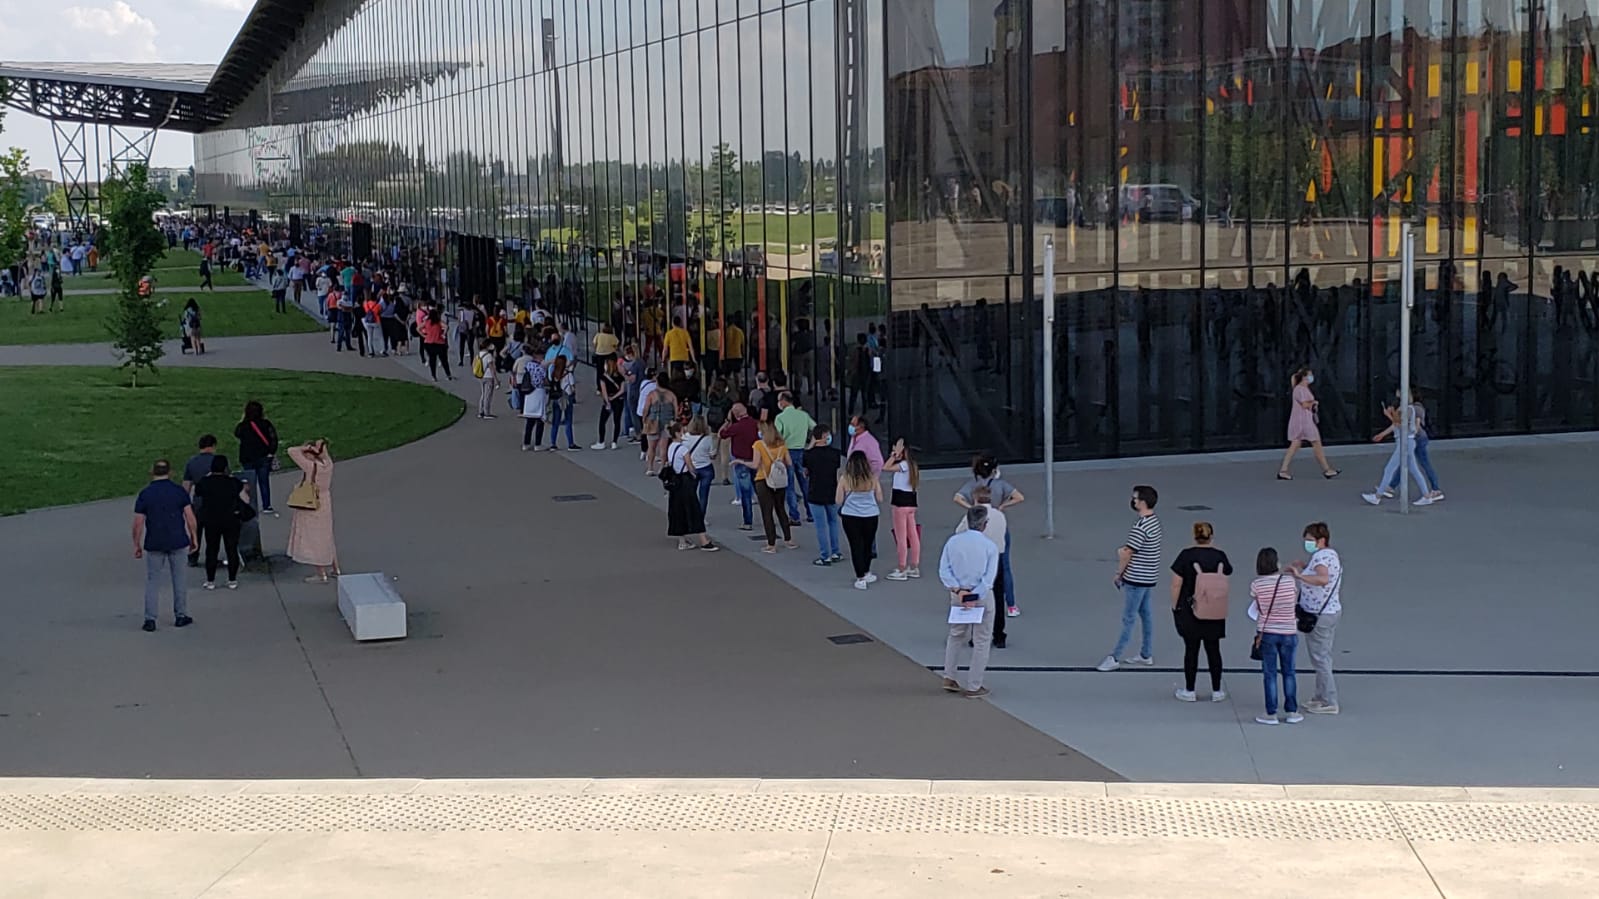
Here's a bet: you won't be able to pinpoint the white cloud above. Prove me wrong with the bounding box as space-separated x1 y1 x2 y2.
62 1 159 60
196 0 252 10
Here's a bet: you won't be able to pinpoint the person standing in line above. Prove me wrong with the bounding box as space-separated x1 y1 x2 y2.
181 434 220 568
456 302 478 366
420 307 453 380
592 357 626 450
621 344 645 440
883 438 922 581
1169 521 1233 702
1249 547 1304 725
591 323 620 392
643 377 677 474
955 486 1010 648
837 450 882 589
362 294 385 356
749 421 797 553
703 377 734 483
1097 485 1163 671
664 423 720 552
289 256 306 305
234 401 280 517
686 416 717 513
802 424 844 566
132 459 198 632
519 352 550 450
719 402 759 531
774 391 816 526
287 439 338 584
1288 522 1343 715
1362 395 1433 506
939 505 1001 699
545 355 579 450
194 455 247 590
270 265 289 313
953 453 1026 616
1277 367 1340 480
474 339 499 420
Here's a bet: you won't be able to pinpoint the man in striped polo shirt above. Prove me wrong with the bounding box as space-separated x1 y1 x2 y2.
1098 485 1163 672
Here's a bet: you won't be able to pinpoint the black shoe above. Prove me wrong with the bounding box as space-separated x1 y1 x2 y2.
993 636 1008 649
187 558 199 568
142 620 156 632
174 615 194 628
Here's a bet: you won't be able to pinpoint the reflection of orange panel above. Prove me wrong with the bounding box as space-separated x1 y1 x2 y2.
1321 143 1333 192
1464 215 1479 255
1552 100 1567 135
1372 215 1384 256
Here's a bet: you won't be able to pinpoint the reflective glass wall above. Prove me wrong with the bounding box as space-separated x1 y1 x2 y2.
195 0 886 440
197 0 1599 462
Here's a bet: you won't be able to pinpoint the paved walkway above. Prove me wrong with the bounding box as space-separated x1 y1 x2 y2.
0 332 1109 782
60 284 262 296
3 778 1596 898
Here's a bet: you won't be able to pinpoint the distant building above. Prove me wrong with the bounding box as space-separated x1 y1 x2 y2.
147 167 185 190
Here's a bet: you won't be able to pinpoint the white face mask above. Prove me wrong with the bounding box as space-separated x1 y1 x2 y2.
1305 374 1315 385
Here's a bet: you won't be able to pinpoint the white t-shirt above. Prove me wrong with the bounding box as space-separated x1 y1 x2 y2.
476 350 496 380
1298 548 1343 616
687 433 715 469
668 440 692 474
637 380 658 417
890 460 914 492
955 503 1007 551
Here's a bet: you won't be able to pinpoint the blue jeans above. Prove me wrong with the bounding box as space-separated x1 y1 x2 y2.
1110 584 1155 660
807 502 840 559
548 400 575 447
1258 632 1300 715
248 457 274 511
1377 439 1428 494
695 465 715 513
732 464 755 527
1388 434 1440 492
1000 530 1017 608
785 448 809 522
624 392 640 435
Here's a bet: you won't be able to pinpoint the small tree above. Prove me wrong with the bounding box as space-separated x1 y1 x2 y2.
0 148 29 272
101 164 169 385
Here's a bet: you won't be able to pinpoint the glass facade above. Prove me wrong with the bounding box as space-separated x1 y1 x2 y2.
197 0 1599 462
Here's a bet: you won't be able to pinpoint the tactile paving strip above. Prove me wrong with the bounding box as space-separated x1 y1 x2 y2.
1 791 1596 842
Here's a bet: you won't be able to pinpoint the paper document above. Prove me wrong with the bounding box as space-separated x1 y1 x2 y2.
948 605 984 625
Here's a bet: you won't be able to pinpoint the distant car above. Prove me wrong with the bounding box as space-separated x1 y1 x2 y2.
1121 184 1196 223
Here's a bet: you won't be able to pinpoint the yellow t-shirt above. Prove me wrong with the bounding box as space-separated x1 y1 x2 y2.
664 327 693 362
753 439 787 482
724 325 745 359
592 332 620 356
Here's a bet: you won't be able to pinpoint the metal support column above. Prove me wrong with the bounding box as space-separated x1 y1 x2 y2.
51 120 95 227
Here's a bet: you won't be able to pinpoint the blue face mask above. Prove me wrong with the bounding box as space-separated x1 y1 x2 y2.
847 425 857 436
1303 540 1318 554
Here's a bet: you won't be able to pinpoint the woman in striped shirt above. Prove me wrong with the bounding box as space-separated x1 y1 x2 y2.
1250 547 1303 725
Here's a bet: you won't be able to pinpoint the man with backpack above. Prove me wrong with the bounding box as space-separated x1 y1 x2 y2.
28 268 46 314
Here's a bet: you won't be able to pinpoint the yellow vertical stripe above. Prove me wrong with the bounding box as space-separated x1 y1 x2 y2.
1373 137 1384 198
1426 216 1440 253
1535 104 1545 135
1388 215 1401 257
1464 215 1479 255
1427 63 1441 98
1465 60 1480 95
1508 59 1522 92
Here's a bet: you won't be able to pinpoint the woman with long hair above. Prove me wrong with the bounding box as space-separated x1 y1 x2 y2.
591 356 626 450
837 450 883 589
545 354 580 450
664 422 720 552
643 378 677 474
885 438 921 581
181 298 204 355
749 421 796 553
1278 366 1339 480
420 306 452 381
233 400 279 517
287 439 338 583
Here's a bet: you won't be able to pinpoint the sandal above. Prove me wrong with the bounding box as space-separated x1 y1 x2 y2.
303 574 329 584
1276 471 1293 481
1323 469 1341 479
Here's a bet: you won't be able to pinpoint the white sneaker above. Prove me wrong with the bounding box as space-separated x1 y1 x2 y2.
1211 689 1228 702
1430 492 1445 502
1095 655 1120 672
886 569 908 581
1255 715 1280 725
731 498 740 505
1125 655 1154 666
906 567 920 579
1284 712 1305 724
1414 495 1436 506
863 572 878 584
226 581 238 590
639 451 646 460
853 578 869 590
591 442 607 450
203 581 215 591
1005 606 1021 618
1361 492 1381 506
1380 489 1396 498
609 442 618 450
1174 688 1196 702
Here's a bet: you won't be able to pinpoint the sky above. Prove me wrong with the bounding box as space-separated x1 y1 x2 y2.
0 0 252 174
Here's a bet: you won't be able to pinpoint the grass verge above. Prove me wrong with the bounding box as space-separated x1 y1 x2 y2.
0 366 464 514
0 291 321 346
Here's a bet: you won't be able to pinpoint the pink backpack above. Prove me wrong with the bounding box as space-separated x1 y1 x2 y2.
1192 563 1230 621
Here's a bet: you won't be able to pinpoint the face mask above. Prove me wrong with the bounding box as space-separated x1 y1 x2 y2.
1305 374 1315 385
847 425 857 436
1303 539 1319 554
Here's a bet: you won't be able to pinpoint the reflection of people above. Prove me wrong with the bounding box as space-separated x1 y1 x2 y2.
287 439 338 584
1277 367 1339 480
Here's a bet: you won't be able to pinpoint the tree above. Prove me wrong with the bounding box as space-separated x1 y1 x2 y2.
100 164 169 385
0 148 29 271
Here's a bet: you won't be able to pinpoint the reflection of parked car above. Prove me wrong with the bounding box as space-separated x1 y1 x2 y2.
1121 184 1196 222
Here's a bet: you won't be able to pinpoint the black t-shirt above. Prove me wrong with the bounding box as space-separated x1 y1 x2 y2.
193 474 245 526
1170 546 1233 601
802 445 843 506
600 372 622 402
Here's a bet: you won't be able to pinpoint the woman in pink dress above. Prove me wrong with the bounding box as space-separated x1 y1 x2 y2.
287 439 339 583
1277 368 1339 480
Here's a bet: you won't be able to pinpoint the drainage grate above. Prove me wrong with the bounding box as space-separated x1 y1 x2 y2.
1177 505 1212 511
551 494 598 503
828 633 873 645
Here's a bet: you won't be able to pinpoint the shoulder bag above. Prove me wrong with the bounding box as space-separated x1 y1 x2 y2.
1250 575 1286 661
1296 571 1341 634
287 461 321 511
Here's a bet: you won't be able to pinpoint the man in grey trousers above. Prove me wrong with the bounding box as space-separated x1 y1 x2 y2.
132 459 198 632
939 505 1001 699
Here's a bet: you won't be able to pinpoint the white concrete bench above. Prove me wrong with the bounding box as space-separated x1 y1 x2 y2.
336 572 407 641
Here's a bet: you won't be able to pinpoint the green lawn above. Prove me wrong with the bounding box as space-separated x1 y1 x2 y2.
0 366 464 514
72 247 253 289
0 291 321 345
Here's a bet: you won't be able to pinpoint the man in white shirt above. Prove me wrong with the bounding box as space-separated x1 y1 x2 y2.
939 506 1001 699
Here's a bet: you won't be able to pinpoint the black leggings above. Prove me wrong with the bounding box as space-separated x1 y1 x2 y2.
599 398 623 443
457 331 473 364
754 483 791 546
1183 635 1224 692
424 342 451 378
841 514 878 578
523 416 546 448
202 521 241 582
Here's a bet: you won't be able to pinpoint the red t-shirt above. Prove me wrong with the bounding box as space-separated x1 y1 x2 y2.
719 415 760 462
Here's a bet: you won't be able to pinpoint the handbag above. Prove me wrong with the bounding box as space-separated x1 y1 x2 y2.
287 463 321 511
1296 571 1340 634
1251 575 1287 661
249 421 281 471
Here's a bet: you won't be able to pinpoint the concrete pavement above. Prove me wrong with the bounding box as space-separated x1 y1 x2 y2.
3 778 1597 898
